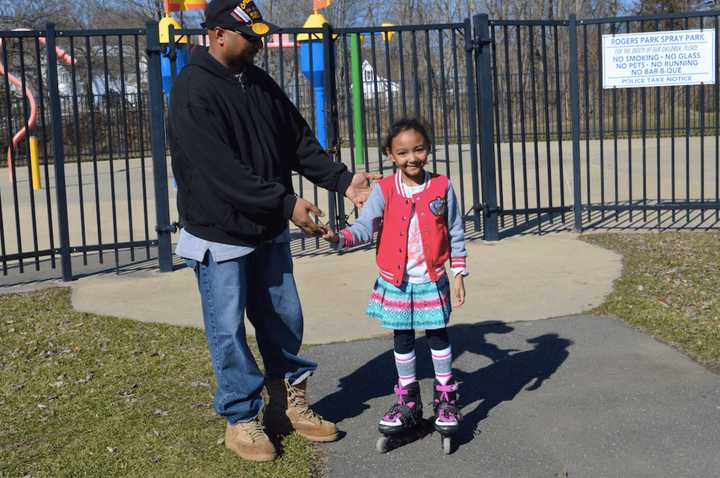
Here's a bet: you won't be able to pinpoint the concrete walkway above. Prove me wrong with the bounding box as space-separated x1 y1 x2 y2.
69 233 622 344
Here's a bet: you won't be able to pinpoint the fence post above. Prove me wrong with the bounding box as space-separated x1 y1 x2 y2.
463 19 482 233
473 14 500 241
45 23 73 281
169 25 177 85
568 14 583 232
322 22 341 231
146 21 173 272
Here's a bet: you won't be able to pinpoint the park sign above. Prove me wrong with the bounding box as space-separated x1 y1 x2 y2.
602 29 715 89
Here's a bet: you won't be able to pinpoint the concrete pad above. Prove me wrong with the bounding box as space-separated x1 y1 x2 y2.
303 316 720 478
70 233 622 344
71 266 203 329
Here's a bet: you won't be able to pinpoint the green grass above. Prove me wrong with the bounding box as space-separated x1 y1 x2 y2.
583 232 720 371
0 288 317 478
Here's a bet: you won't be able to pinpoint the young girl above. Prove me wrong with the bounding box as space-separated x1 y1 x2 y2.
322 118 467 443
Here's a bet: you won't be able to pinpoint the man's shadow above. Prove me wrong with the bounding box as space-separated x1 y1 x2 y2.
311 322 572 447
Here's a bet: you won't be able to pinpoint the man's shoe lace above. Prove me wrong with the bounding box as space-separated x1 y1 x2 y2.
243 419 267 441
288 384 323 422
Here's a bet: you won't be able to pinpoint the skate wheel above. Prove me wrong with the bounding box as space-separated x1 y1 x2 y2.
442 436 452 455
376 436 390 453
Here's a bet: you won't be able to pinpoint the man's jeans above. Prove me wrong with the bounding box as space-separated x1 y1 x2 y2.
186 242 317 424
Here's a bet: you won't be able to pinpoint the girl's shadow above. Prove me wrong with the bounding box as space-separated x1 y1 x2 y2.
452 328 573 445
312 321 572 445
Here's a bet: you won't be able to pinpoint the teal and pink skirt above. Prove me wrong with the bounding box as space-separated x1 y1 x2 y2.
367 275 452 330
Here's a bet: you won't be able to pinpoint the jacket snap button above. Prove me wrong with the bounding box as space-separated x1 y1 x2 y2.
402 216 407 220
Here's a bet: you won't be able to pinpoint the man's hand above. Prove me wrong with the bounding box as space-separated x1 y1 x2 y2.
291 197 325 236
345 172 382 207
321 226 339 244
453 274 465 307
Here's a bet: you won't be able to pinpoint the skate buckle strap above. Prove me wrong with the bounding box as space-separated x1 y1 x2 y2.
435 383 457 403
393 384 409 405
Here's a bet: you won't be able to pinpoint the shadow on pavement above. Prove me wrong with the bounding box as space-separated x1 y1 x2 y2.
453 329 572 445
311 321 573 449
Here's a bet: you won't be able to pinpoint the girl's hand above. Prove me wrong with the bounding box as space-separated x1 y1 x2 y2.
453 274 465 307
321 226 339 244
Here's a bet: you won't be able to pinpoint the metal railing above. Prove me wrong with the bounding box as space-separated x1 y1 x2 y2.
3 9 720 281
481 10 720 236
165 21 483 254
0 26 156 281
0 20 482 281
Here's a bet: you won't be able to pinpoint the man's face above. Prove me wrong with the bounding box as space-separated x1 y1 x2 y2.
216 27 263 67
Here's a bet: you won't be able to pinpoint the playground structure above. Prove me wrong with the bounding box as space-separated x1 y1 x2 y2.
297 2 395 164
0 30 75 185
159 15 188 97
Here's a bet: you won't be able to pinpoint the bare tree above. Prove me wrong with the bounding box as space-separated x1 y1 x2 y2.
259 0 367 28
634 0 692 14
123 0 165 21
0 0 79 29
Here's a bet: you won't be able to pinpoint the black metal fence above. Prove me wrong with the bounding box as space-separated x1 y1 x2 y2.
3 9 720 282
0 93 151 165
166 21 483 255
0 27 157 281
487 10 720 236
0 19 483 281
574 12 720 230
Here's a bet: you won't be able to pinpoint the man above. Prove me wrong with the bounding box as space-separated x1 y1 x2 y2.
168 0 378 462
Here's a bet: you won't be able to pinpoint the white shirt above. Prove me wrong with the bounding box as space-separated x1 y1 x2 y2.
403 182 431 283
175 227 290 262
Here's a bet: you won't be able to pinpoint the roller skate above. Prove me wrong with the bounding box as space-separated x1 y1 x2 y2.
376 381 429 453
432 379 461 454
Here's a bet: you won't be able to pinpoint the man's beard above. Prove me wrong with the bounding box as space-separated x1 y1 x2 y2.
227 54 254 72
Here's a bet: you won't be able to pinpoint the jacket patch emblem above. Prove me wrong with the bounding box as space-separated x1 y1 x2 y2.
429 197 446 216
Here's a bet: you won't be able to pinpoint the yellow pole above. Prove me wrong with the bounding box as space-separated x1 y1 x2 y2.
29 136 41 190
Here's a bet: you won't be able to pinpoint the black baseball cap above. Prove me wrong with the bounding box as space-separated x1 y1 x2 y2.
201 0 279 37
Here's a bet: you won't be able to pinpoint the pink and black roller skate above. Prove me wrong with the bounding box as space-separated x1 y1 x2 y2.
432 379 461 454
376 381 428 453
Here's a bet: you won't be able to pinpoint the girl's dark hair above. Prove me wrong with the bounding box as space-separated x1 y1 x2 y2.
382 117 433 156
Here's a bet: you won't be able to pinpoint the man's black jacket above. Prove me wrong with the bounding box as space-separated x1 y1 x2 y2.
169 46 352 246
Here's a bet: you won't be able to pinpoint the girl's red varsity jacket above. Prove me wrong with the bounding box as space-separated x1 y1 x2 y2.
338 171 468 286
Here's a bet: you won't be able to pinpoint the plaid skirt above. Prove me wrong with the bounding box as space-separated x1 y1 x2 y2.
367 275 452 330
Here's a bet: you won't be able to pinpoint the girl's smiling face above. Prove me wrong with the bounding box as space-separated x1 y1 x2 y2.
387 129 429 185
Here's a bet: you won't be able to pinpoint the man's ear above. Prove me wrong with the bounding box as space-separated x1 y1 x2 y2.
214 28 226 46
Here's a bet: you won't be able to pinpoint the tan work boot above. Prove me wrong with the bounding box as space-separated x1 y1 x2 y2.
265 378 338 442
224 417 277 462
